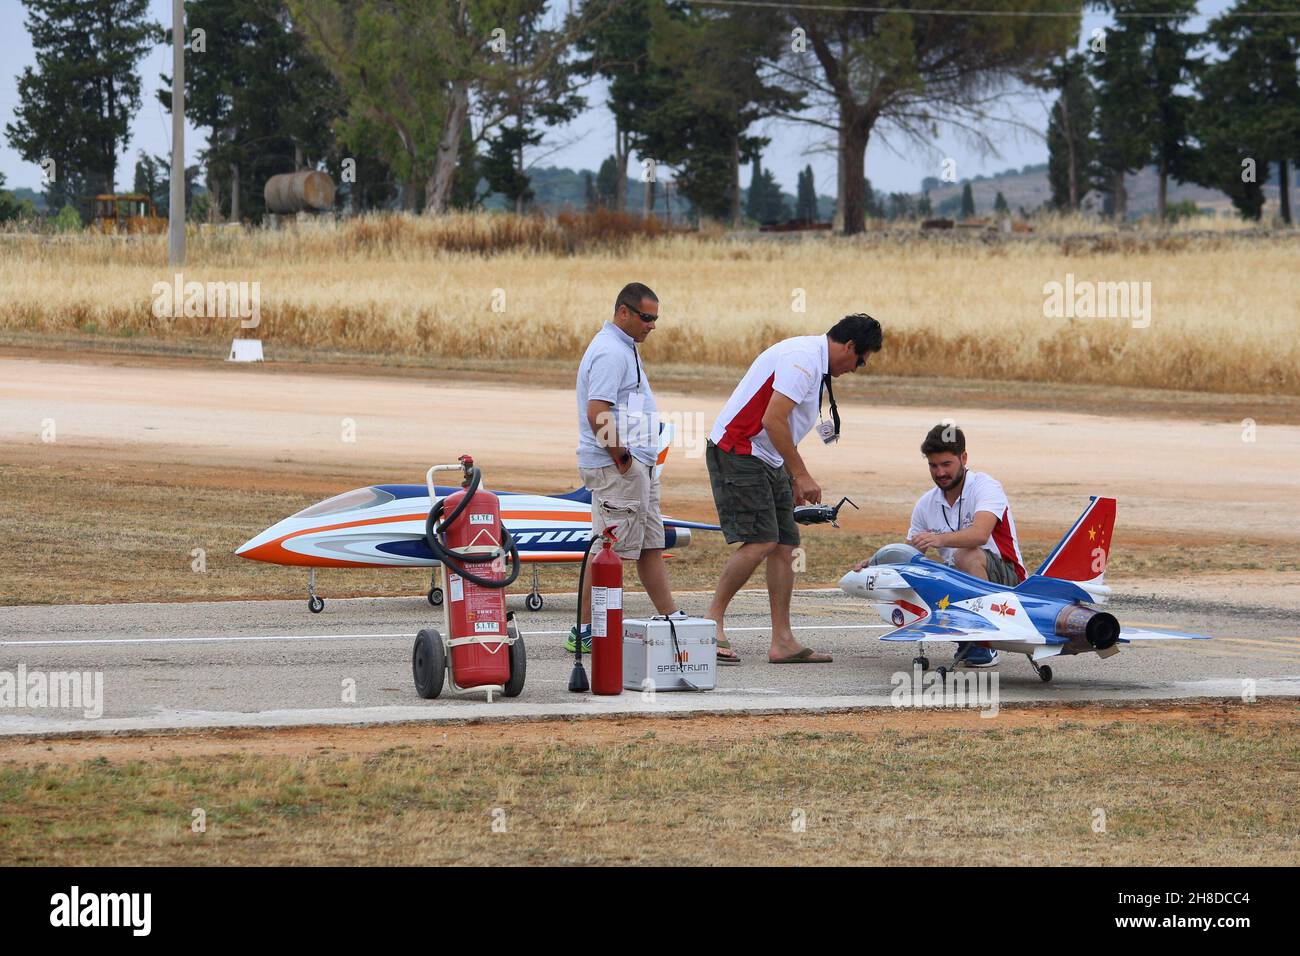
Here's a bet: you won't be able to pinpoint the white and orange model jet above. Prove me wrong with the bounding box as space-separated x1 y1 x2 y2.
237 428 718 612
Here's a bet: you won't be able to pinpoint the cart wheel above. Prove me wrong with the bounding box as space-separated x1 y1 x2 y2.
427 586 443 607
1038 664 1053 683
308 596 324 614
504 625 526 698
524 592 543 612
412 628 445 699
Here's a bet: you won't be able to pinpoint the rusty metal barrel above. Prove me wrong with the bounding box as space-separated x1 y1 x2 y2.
264 170 336 214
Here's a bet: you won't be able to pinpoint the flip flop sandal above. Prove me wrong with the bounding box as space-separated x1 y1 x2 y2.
769 647 833 664
716 639 742 665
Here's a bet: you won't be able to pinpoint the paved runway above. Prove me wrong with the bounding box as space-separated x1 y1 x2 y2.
1 588 1297 735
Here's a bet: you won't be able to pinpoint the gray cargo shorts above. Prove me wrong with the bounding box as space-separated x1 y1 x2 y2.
705 440 800 547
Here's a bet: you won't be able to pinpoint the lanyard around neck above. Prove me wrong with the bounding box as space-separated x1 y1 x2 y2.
818 373 840 437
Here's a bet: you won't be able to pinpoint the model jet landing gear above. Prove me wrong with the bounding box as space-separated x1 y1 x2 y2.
912 654 930 671
1027 656 1053 682
427 571 443 607
524 566 544 611
307 568 324 613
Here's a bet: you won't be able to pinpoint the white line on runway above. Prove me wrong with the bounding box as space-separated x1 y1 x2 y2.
0 623 889 648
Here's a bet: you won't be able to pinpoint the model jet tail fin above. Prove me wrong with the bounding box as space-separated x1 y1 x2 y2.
654 421 674 480
1034 496 1115 596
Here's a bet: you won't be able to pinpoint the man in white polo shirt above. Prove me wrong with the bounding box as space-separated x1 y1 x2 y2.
571 282 685 652
902 423 1025 668
704 314 883 664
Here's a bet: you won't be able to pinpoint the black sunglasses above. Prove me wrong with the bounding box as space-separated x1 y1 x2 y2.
624 305 658 323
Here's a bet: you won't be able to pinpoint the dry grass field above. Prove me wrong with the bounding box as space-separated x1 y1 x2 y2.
3 702 1296 865
3 212 1297 395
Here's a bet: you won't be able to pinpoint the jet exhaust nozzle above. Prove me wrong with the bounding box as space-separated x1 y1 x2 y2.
1055 605 1120 652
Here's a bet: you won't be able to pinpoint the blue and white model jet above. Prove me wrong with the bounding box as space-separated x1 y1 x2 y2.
839 496 1210 682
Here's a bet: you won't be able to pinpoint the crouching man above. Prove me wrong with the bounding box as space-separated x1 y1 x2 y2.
865 423 1026 669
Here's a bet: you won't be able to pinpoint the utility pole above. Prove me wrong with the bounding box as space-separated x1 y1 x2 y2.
168 0 186 267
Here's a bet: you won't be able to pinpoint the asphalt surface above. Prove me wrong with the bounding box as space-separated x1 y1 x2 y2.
1 586 1297 736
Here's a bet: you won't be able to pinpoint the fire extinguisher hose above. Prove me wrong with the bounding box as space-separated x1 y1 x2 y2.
424 466 521 589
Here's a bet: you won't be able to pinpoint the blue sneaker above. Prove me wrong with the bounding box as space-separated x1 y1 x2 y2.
956 644 998 668
565 625 592 654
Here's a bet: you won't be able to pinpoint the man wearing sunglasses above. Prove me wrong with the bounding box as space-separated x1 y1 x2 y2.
571 282 686 653
704 314 883 665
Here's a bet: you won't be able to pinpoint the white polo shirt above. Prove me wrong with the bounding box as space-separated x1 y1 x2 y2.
908 470 1026 580
709 335 828 469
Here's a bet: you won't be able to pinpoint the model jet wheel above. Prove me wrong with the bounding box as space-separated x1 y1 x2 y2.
912 656 930 671
412 628 446 699
524 593 544 612
1038 665 1053 683
935 666 948 681
308 596 324 614
427 587 444 607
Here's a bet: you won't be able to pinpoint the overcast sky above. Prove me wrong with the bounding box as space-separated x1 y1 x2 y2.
0 1 1233 197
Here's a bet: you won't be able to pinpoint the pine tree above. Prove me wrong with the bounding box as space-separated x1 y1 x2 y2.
5 0 159 220
1189 0 1300 223
994 191 1009 214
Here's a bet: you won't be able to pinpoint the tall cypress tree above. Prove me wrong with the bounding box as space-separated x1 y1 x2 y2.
796 164 818 221
5 0 158 219
1046 52 1097 211
1092 3 1157 221
1143 0 1200 223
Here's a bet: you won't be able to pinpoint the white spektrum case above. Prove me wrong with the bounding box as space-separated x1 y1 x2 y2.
623 617 717 691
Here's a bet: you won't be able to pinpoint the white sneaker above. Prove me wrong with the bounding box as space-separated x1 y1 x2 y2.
666 610 689 621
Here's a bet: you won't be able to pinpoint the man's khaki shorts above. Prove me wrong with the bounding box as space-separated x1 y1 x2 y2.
984 550 1021 587
579 459 665 559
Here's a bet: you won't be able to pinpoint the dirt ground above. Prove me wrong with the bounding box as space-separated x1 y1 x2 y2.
1 698 1291 766
1 346 1297 605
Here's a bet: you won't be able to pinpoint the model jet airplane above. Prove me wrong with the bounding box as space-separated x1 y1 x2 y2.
236 427 719 612
838 496 1209 682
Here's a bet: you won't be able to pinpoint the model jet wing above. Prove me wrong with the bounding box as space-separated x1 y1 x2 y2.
1118 626 1210 641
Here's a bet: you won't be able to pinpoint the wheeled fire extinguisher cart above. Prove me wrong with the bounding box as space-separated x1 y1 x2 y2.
412 456 526 701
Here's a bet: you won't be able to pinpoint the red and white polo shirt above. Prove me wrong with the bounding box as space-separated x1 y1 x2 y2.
908 471 1026 580
709 335 828 469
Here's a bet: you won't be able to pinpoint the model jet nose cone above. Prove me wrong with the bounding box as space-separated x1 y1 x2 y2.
839 569 866 594
235 523 281 561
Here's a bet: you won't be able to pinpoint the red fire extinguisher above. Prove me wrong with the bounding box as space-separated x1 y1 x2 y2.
590 528 623 696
